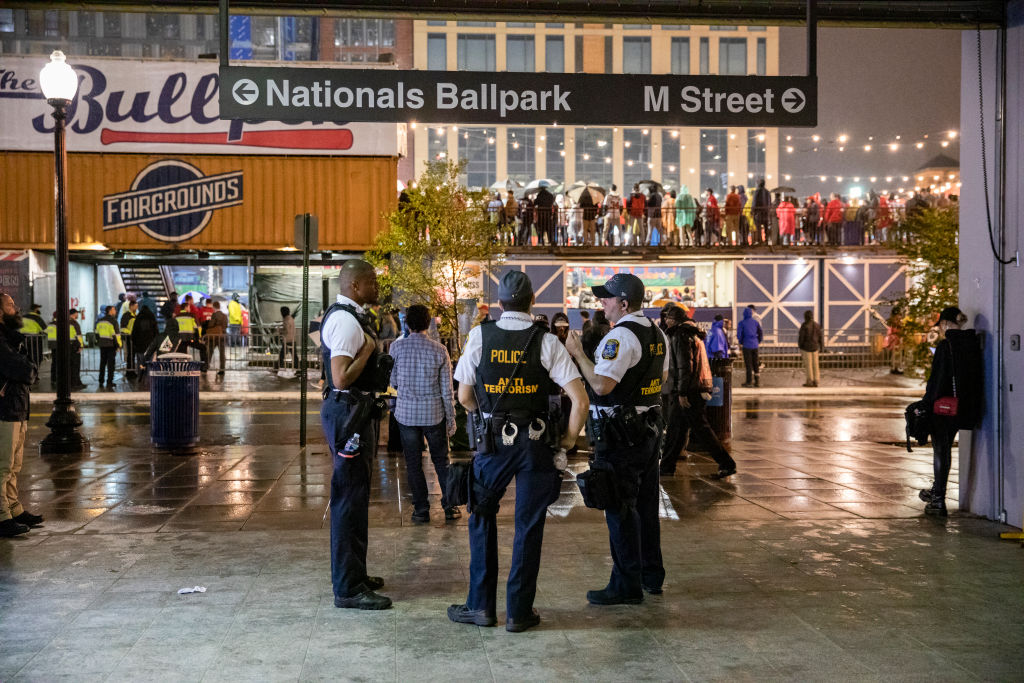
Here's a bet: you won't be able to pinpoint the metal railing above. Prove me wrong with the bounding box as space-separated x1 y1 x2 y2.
734 329 892 369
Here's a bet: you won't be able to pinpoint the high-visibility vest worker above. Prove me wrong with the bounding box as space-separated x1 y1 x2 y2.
19 312 46 335
228 298 243 326
175 311 198 337
47 320 80 346
96 318 122 348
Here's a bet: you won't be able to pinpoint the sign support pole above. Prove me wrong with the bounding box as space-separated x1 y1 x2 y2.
299 213 310 448
219 0 229 68
807 0 817 79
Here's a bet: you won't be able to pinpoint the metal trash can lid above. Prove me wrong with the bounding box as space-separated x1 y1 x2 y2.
157 352 193 360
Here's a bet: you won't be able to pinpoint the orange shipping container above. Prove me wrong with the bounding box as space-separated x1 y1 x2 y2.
0 152 397 251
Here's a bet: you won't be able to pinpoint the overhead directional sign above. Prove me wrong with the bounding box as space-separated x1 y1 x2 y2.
219 67 818 127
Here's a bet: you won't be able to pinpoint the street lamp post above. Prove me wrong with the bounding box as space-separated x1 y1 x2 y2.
39 51 87 455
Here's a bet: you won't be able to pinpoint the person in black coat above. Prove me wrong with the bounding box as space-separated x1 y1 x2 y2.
0 293 42 537
533 186 556 247
131 305 159 377
752 179 772 245
919 306 983 516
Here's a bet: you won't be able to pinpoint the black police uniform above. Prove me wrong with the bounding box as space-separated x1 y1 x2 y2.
589 319 666 600
320 302 384 602
464 319 563 623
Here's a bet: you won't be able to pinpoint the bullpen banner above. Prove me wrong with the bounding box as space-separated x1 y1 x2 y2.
0 55 399 155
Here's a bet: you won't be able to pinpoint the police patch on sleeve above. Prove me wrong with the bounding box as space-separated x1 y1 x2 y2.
601 339 620 360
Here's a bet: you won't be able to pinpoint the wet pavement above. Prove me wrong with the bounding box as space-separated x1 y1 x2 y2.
2 396 1022 681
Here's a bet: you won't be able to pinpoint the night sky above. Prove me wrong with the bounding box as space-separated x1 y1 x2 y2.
778 26 962 198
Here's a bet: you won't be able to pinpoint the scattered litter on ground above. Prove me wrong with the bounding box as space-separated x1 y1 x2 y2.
177 586 207 595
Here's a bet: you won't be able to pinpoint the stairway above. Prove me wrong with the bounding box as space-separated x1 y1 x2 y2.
118 264 172 308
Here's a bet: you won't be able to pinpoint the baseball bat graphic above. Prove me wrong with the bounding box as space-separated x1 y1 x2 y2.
100 128 354 150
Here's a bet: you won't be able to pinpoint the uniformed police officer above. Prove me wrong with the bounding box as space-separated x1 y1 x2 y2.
174 295 208 370
565 273 669 604
448 271 588 633
120 300 138 377
320 259 392 610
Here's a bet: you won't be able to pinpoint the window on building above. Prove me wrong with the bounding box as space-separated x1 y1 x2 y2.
604 36 613 73
427 34 446 70
545 128 565 183
426 20 446 26
147 13 180 39
507 128 536 185
700 129 729 197
670 37 689 74
756 37 766 75
0 10 13 33
622 128 651 190
748 129 766 185
457 21 495 27
625 25 652 30
428 126 448 162
574 35 584 73
622 36 651 74
719 37 746 75
699 37 709 74
506 35 535 72
661 130 680 192
662 25 690 30
507 22 534 28
545 36 564 72
575 128 614 188
710 25 737 30
749 25 767 31
458 34 495 70
458 127 497 189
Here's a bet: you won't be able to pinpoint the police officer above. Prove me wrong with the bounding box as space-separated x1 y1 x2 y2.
67 308 85 391
448 271 588 633
320 259 392 610
120 300 138 377
95 305 121 388
565 273 669 604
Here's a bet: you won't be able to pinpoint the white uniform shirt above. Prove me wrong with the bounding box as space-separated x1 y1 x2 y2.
454 311 581 413
592 311 671 414
321 294 366 359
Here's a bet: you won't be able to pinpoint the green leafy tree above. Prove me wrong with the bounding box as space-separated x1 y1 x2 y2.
367 158 503 357
889 207 959 374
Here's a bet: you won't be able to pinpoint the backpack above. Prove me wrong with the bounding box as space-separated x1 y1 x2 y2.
904 400 931 452
695 337 713 392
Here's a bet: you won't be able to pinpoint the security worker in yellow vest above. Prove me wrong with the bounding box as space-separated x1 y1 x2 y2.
96 305 121 388
565 273 670 605
120 300 138 378
227 293 243 347
18 303 47 366
174 295 208 370
66 308 85 391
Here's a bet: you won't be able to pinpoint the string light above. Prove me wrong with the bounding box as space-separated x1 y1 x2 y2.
863 144 872 152
916 142 924 149
838 134 849 143
889 143 899 151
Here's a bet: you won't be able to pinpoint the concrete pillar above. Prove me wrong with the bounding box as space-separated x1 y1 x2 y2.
958 7 1024 527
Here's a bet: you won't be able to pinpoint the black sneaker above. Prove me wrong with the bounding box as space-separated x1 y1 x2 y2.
586 588 643 605
334 590 392 610
918 489 936 503
12 511 43 527
362 576 384 591
0 519 31 537
506 608 541 633
444 507 461 521
447 604 496 627
411 511 430 525
924 499 948 517
709 467 737 480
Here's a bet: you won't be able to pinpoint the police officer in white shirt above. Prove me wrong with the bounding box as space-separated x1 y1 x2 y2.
448 270 589 633
565 273 670 604
320 259 392 610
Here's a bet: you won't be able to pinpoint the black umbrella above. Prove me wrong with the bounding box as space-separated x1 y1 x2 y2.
771 186 796 194
637 179 664 196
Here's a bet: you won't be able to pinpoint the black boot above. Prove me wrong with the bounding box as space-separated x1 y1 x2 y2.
924 498 948 516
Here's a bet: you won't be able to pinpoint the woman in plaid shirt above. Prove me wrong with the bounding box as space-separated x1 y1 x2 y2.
388 304 459 524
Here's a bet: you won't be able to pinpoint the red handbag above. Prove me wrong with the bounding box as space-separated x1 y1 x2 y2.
933 341 959 417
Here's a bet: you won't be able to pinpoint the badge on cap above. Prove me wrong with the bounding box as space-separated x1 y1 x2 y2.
601 339 619 360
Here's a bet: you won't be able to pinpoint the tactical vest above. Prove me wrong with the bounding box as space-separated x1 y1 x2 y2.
321 302 380 393
122 313 136 335
474 321 550 416
591 319 665 409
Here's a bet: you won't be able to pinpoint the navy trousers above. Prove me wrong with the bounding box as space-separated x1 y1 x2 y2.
322 397 377 599
398 419 452 513
465 434 561 621
598 431 665 598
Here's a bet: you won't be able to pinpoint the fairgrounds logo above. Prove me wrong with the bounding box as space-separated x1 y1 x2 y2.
102 160 243 242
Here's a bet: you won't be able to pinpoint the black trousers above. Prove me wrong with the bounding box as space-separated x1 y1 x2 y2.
742 348 760 384
931 418 959 498
597 430 665 597
663 393 735 472
98 346 116 385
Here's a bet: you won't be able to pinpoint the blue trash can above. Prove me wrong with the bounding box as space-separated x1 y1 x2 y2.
149 352 201 452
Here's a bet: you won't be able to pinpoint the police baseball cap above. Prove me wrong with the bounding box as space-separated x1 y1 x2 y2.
592 273 645 305
497 271 533 304
68 308 79 314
